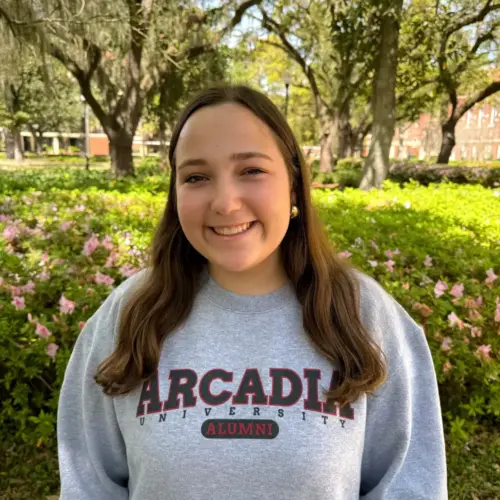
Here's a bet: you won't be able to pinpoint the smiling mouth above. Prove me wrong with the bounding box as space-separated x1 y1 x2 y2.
210 221 257 236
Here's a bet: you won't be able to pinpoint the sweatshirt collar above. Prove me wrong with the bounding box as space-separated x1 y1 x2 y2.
198 267 297 313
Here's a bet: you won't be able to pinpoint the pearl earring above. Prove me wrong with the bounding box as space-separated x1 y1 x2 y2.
290 205 299 219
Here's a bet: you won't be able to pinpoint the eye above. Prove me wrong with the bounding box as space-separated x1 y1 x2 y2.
184 175 207 184
243 168 264 176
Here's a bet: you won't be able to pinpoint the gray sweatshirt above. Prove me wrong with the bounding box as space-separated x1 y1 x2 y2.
57 268 448 499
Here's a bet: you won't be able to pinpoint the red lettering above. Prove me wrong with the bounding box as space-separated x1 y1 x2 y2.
256 423 266 436
217 422 227 435
227 423 237 436
239 422 253 435
206 423 216 436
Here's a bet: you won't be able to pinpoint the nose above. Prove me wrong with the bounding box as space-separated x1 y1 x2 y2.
210 179 242 215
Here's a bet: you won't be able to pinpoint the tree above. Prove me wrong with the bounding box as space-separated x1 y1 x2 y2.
227 39 320 146
0 44 82 159
434 0 500 163
256 1 379 172
0 0 261 176
144 45 230 169
360 0 403 190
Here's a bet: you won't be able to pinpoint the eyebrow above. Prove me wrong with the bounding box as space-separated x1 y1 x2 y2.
177 152 273 171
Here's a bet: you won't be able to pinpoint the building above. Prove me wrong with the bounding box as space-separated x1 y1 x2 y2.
15 100 500 162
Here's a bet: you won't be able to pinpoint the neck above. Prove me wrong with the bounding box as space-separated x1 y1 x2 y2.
208 252 288 296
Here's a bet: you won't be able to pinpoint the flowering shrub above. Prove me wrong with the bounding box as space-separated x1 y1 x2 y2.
0 165 498 497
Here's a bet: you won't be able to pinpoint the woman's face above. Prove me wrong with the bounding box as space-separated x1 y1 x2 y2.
175 102 294 278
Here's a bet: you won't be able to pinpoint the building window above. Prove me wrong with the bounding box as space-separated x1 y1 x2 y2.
460 145 468 160
472 146 478 160
497 144 500 160
478 108 484 128
484 144 493 160
490 106 497 127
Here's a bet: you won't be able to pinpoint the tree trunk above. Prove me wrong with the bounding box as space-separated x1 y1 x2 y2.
6 128 24 163
360 1 402 190
5 130 15 159
319 117 336 172
158 115 169 172
336 102 352 160
109 133 135 177
33 131 42 155
437 120 456 164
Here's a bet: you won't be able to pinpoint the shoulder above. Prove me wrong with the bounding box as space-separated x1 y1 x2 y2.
85 268 150 333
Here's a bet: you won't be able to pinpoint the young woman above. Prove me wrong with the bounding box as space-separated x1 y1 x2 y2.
57 85 447 499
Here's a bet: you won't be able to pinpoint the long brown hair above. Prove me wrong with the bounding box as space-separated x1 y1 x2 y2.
95 84 387 405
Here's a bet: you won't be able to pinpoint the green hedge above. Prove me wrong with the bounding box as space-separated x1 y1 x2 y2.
0 165 499 498
310 158 500 189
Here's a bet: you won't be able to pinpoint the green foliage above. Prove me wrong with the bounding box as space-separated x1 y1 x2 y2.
0 166 499 498
227 40 320 145
0 55 81 135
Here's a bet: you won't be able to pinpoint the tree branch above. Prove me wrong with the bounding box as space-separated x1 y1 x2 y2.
445 0 500 37
455 80 500 119
259 7 325 113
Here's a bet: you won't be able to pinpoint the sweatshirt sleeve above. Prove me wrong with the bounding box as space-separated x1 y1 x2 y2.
358 275 448 499
57 286 130 499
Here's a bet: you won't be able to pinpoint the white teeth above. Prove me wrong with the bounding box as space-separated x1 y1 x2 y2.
213 222 252 236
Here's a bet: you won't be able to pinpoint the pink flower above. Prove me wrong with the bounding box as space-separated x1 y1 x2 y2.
59 221 73 232
35 323 51 339
450 283 464 299
443 361 452 373
496 301 500 322
47 343 59 359
434 280 448 298
475 345 492 362
119 264 139 278
78 321 87 329
485 268 498 285
464 298 476 309
83 235 100 256
59 295 76 315
423 255 433 267
40 253 50 264
441 337 452 352
27 313 34 323
468 309 481 321
412 302 433 317
448 312 464 329
463 336 470 344
475 296 483 307
3 225 20 242
339 251 352 259
471 327 482 338
104 251 119 268
384 249 397 258
12 296 25 310
101 235 114 251
385 260 395 272
367 260 378 268
22 281 35 294
94 272 115 286
38 270 51 281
